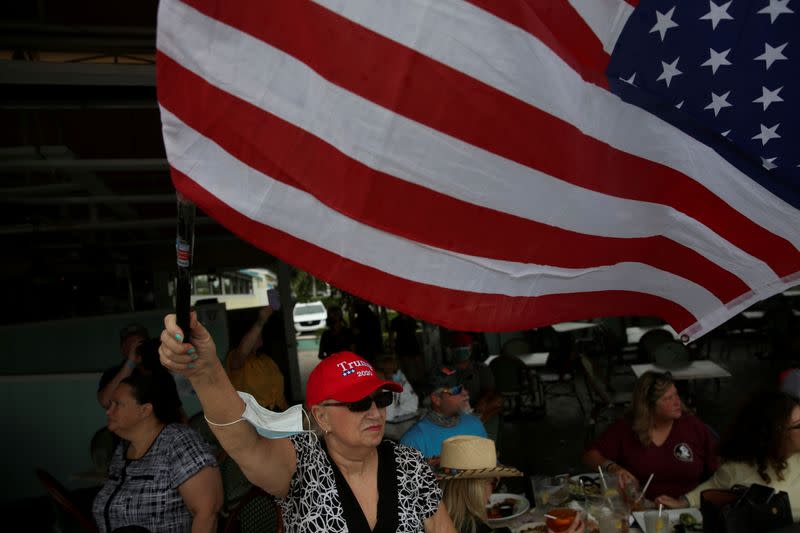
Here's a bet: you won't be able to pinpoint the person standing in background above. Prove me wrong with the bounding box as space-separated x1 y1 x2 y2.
225 306 287 411
352 300 383 363
318 305 355 360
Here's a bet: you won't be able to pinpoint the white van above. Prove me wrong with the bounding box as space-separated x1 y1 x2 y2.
293 301 328 333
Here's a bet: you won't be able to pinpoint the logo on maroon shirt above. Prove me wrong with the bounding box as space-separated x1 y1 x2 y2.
674 443 694 462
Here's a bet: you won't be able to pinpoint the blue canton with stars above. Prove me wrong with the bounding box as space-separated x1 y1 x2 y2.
342 368 356 377
607 0 799 208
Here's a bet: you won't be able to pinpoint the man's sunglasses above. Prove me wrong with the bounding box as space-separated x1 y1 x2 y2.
323 390 394 412
438 384 464 396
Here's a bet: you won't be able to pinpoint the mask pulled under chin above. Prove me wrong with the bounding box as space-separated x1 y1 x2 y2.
238 391 311 439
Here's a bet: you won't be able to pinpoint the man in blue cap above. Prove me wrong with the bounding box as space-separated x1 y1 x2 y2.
400 366 487 463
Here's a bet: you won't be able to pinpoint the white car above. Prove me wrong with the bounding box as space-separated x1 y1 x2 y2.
293 301 328 333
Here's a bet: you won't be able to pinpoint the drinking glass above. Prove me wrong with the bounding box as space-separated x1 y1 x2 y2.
546 507 578 532
532 475 568 508
588 495 629 533
643 510 668 533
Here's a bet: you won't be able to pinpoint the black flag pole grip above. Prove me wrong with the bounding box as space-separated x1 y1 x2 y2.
175 194 196 339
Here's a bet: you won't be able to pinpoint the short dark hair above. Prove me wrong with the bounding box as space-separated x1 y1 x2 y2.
120 373 182 425
718 389 799 483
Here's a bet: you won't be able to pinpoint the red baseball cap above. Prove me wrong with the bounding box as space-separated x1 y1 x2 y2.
450 332 473 347
306 352 403 407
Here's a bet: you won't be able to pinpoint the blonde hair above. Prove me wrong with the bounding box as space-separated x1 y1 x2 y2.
630 371 686 446
439 478 489 533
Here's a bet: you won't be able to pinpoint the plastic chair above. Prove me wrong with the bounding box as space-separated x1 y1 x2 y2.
579 355 632 443
492 338 540 416
35 468 99 533
223 486 284 533
638 329 675 363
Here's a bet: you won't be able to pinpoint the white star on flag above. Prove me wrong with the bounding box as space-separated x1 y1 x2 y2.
620 72 637 86
753 123 781 145
753 86 784 110
657 57 682 87
755 42 789 69
701 48 732 74
650 7 679 41
762 156 778 170
700 0 735 29
758 0 794 23
705 91 733 116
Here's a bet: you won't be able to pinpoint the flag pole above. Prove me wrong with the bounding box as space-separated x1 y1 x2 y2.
175 193 196 337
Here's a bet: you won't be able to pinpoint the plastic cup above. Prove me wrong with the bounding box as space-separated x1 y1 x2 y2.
532 475 568 508
546 507 577 533
643 510 668 533
588 498 630 533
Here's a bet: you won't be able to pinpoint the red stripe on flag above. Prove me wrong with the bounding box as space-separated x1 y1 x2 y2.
158 53 750 303
171 167 698 332
465 0 611 89
179 0 800 278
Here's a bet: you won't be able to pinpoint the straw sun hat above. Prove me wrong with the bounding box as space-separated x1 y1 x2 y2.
437 436 523 479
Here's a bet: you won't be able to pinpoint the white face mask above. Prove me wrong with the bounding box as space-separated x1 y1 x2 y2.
237 391 311 439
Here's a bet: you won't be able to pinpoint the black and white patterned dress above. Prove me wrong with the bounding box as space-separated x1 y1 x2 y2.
92 424 217 533
279 433 442 532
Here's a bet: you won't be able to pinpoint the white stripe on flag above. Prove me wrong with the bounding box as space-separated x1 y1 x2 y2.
160 106 723 322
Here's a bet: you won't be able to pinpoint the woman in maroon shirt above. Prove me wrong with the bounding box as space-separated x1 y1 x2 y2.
582 371 718 499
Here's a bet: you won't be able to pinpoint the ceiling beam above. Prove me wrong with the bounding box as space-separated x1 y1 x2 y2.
0 60 155 86
0 23 155 54
0 158 168 171
0 217 213 235
0 183 84 195
1 194 175 205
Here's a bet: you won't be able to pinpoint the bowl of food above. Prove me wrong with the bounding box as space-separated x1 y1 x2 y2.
486 493 530 522
514 522 547 533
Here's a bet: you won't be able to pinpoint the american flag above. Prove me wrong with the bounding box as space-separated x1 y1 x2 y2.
156 0 800 341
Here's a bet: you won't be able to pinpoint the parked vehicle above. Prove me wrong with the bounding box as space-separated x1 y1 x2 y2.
293 301 327 333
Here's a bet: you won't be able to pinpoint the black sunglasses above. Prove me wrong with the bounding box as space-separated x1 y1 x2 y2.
438 384 464 396
323 390 394 412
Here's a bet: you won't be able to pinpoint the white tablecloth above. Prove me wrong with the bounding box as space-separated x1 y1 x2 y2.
630 360 731 380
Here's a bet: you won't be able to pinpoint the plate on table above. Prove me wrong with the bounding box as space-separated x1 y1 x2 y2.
487 493 530 523
568 473 603 499
512 521 547 533
633 508 702 533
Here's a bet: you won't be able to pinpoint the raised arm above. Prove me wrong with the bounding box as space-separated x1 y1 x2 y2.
159 312 296 497
97 337 142 408
228 306 273 371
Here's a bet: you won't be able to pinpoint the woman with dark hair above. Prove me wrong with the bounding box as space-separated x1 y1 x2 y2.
92 373 223 533
582 371 718 499
657 390 800 520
